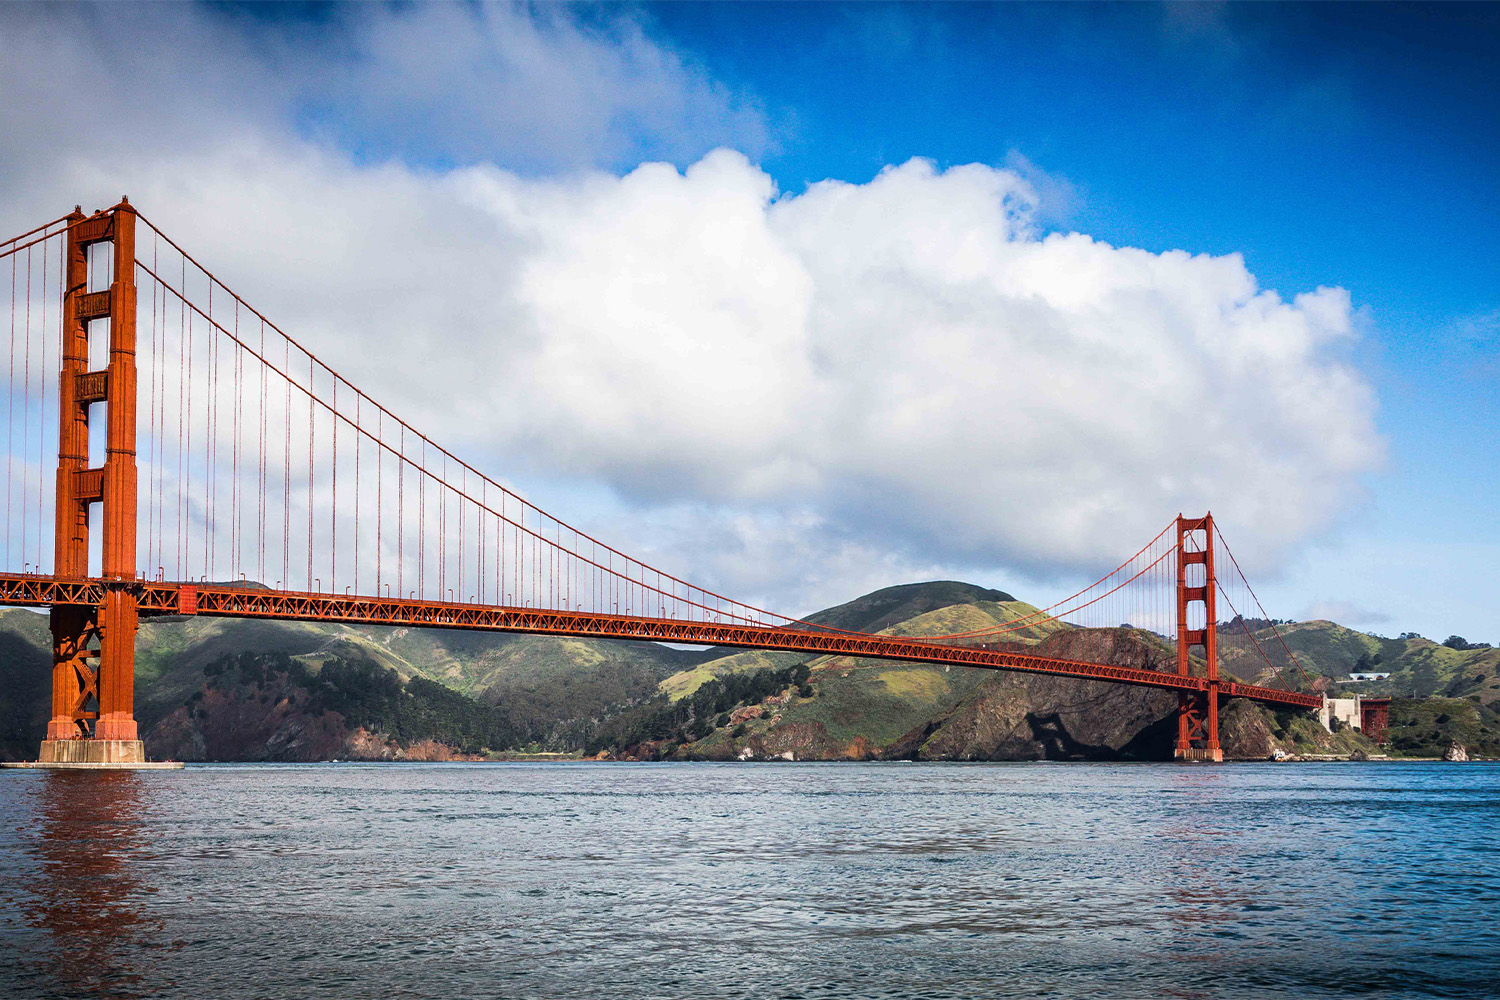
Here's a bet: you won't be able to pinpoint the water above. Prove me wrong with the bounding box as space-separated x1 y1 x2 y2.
1 762 1497 999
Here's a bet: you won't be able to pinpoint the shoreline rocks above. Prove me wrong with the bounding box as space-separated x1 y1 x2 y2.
1443 742 1471 762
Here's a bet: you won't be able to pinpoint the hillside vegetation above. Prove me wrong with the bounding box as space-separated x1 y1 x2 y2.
1220 618 1500 707
0 606 703 758
659 584 1057 701
1385 697 1500 758
3 581 1486 762
150 651 515 761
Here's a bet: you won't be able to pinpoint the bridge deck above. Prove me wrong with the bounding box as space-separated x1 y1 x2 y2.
0 573 1321 710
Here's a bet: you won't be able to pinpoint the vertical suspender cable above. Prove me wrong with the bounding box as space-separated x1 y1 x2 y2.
7 250 15 569
354 395 360 593
206 286 216 578
418 440 425 598
211 287 220 579
37 240 46 570
21 247 30 570
307 354 314 590
146 257 156 574
283 337 290 587
231 303 239 579
376 410 382 593
180 256 189 580
331 379 337 591
398 426 404 598
258 319 267 585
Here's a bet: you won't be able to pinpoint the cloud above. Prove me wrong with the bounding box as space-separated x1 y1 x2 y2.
0 4 1384 613
1299 600 1392 627
1441 308 1500 378
299 3 774 172
0 2 769 198
471 153 1380 581
1453 308 1500 347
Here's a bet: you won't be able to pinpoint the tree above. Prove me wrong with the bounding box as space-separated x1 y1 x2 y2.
1411 659 1440 697
1444 636 1471 650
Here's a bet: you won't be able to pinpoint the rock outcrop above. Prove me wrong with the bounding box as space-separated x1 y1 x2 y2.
1443 741 1470 762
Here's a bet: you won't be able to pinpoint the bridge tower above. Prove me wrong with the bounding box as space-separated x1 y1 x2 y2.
39 200 144 766
1175 514 1221 762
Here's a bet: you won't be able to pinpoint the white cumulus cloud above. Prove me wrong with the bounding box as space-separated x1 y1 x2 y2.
455 153 1381 581
0 4 1383 613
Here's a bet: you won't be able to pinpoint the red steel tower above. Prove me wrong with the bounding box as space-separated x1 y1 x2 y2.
40 201 144 765
1175 514 1221 761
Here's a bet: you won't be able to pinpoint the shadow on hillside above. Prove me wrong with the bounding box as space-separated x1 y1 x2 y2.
1025 709 1178 761
0 632 50 760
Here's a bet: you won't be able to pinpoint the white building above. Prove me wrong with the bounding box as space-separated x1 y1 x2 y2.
1317 694 1390 741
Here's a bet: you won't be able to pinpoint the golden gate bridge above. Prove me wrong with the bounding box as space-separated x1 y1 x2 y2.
1 200 1329 767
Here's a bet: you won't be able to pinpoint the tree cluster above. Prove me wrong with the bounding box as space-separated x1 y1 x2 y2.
202 651 515 753
584 662 813 756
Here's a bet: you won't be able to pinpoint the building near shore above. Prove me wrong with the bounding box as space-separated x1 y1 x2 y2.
1320 695 1391 744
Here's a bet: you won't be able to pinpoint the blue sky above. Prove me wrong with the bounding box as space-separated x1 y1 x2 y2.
647 1 1500 640
2 2 1495 641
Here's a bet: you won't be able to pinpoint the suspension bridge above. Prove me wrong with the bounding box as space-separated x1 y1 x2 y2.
1 200 1334 767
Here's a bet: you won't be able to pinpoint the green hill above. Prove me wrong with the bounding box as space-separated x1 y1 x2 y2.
0 610 51 760
797 580 1015 633
594 618 1372 762
14 581 1486 762
0 607 709 759
658 582 1034 700
1385 697 1500 758
1219 618 1500 706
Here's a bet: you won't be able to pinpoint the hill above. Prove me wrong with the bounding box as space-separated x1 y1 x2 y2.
14 582 1477 762
658 581 1038 700
610 588 1376 762
1385 697 1500 758
1219 618 1500 706
0 606 710 759
622 616 1369 762
798 581 1016 633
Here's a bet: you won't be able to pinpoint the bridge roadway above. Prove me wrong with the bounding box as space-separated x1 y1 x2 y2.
0 573 1322 711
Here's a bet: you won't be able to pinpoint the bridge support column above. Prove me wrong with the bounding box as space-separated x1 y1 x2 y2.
35 200 150 768
1174 514 1222 762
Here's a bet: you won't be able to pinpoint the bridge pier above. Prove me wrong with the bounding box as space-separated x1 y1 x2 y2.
1174 690 1223 762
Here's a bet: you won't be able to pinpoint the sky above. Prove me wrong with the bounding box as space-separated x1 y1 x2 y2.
0 2 1495 641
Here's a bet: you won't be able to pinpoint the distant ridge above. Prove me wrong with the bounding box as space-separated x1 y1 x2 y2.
801 581 1015 634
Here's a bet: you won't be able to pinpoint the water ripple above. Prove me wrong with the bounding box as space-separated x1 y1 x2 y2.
2 761 1498 998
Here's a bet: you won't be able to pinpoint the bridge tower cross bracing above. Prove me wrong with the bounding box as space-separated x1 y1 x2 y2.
40 200 144 766
1174 513 1222 762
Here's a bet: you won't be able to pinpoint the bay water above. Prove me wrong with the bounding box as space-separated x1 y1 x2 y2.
2 762 1497 999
